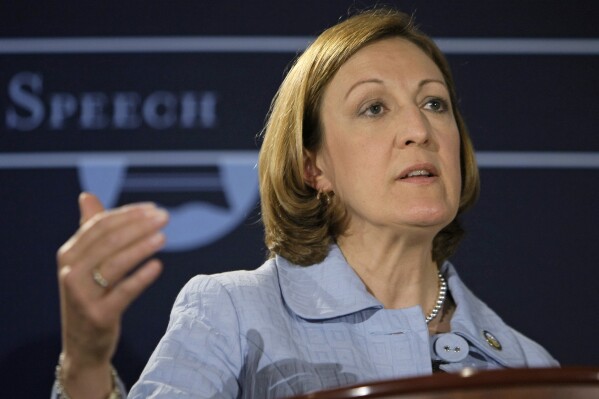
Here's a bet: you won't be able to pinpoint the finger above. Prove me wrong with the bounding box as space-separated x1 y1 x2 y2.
102 259 163 316
75 208 169 273
95 231 166 288
77 201 157 241
58 204 164 270
79 192 105 226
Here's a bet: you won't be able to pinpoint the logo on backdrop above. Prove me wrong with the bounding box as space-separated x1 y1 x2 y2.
78 155 259 251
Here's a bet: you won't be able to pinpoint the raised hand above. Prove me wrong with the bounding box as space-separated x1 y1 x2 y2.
56 193 168 398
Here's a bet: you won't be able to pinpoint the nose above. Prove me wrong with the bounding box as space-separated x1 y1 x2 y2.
394 106 432 148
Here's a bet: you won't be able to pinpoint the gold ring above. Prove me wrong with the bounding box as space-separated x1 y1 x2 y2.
92 268 109 289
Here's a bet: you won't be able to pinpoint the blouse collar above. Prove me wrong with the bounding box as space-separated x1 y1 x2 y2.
275 245 382 320
274 244 528 367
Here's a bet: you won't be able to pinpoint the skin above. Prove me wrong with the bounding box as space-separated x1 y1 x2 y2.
305 37 462 314
57 193 168 398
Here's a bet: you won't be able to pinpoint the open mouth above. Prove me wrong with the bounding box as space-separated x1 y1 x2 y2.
402 169 433 178
399 164 438 180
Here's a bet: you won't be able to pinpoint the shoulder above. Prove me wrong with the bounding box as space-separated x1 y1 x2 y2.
509 328 559 367
171 258 280 318
178 258 278 295
443 262 559 368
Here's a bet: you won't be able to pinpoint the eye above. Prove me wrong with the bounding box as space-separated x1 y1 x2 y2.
360 101 386 117
423 97 449 113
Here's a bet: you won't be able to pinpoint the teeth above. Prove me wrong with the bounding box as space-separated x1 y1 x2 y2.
406 169 431 177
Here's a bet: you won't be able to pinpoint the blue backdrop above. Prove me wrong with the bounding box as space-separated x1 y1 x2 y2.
1 1 598 397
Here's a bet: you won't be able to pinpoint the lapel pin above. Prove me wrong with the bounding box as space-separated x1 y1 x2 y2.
483 330 502 351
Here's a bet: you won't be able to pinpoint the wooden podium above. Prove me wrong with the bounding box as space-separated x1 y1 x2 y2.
291 367 599 399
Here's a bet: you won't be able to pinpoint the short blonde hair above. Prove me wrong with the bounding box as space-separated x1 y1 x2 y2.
259 8 480 266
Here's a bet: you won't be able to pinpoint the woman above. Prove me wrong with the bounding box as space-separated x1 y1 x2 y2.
53 8 557 399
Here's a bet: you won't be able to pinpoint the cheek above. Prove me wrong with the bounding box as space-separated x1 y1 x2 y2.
323 139 382 200
439 130 462 195
449 139 462 200
322 130 364 174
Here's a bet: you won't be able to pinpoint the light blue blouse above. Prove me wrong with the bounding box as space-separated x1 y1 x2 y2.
123 245 557 398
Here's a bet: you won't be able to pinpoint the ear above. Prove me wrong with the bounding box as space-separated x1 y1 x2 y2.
303 149 333 191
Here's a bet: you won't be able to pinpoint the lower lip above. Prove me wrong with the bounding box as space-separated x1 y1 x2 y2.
397 176 438 184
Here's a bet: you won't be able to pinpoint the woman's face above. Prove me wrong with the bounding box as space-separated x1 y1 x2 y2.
312 37 461 237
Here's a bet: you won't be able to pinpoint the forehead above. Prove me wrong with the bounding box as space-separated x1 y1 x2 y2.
328 37 444 91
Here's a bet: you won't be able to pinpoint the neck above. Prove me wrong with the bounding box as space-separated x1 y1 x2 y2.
337 226 440 312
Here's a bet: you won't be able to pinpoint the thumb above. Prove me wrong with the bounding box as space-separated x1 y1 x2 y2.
78 192 105 225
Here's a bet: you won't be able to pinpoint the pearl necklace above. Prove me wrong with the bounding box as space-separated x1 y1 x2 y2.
425 271 447 324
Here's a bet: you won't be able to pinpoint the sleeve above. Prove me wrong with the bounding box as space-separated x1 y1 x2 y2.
128 275 244 398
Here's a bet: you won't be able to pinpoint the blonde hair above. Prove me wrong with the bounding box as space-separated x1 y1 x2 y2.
259 8 480 266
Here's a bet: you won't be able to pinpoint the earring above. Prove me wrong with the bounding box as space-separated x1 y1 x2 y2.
317 190 332 206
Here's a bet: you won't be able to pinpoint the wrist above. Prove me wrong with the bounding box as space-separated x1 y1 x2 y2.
56 353 121 399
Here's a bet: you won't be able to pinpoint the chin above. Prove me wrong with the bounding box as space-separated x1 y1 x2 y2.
401 207 455 229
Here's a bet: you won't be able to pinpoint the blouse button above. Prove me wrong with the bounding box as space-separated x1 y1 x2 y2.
432 333 469 362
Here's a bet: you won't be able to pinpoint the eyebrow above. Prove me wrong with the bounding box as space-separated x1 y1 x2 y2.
344 78 447 100
344 79 383 100
418 78 447 89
